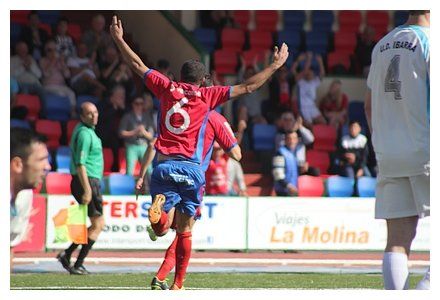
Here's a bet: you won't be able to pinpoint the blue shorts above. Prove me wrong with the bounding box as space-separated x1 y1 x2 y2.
150 160 205 217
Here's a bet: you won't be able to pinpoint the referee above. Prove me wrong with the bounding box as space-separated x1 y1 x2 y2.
57 102 105 275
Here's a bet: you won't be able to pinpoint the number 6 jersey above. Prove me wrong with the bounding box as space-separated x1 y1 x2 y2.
144 69 232 164
367 25 430 177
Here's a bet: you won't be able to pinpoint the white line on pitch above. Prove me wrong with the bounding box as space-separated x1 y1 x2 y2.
13 257 429 266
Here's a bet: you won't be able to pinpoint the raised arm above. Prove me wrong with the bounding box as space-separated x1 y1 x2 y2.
110 15 149 78
230 43 289 99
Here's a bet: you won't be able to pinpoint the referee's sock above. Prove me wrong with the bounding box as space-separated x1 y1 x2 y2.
64 243 79 259
74 238 95 268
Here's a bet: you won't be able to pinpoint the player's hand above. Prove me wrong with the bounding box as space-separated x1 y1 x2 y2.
135 177 145 200
110 15 124 42
82 189 92 205
272 43 289 69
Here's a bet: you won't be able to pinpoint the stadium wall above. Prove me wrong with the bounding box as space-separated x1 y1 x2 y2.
27 195 430 252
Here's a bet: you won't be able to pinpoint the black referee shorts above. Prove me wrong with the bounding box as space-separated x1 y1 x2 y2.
71 175 103 218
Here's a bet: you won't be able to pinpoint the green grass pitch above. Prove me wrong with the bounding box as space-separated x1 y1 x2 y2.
11 273 423 289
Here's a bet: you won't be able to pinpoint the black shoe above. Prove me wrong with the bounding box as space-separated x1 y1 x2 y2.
56 251 71 272
70 265 90 275
151 276 169 290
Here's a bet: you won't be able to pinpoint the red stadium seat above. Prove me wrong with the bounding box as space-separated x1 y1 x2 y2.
35 119 62 149
327 52 351 73
366 11 390 38
338 11 362 33
241 49 267 67
255 10 279 31
221 28 245 51
249 30 273 51
233 10 250 30
67 23 82 42
103 148 114 175
312 124 337 152
15 94 41 121
298 175 325 197
45 172 72 194
306 149 330 174
213 50 238 75
10 11 31 24
334 31 357 54
66 119 80 143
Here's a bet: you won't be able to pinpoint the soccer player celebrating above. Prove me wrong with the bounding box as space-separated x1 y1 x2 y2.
110 15 288 289
136 109 241 289
365 10 430 289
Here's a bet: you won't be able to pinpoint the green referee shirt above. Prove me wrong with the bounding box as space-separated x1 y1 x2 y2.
69 122 104 180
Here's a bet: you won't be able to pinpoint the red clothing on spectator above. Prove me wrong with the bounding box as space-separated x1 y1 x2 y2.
205 155 229 195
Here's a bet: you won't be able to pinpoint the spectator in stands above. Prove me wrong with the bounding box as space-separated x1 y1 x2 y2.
275 111 314 148
319 79 349 130
354 26 376 77
81 14 113 65
20 11 49 61
96 85 126 172
269 65 297 113
118 96 156 176
291 52 326 127
54 17 76 59
156 58 173 79
67 42 106 98
10 41 44 96
275 113 320 176
236 55 267 125
227 119 248 196
200 11 237 30
272 130 299 196
40 40 77 117
100 45 135 98
205 142 229 196
337 120 369 178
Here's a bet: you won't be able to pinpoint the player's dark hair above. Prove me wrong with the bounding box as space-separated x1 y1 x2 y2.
11 128 46 162
409 10 429 16
180 59 206 85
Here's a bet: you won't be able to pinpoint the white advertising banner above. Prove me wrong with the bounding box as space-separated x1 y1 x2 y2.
247 197 430 251
46 195 247 250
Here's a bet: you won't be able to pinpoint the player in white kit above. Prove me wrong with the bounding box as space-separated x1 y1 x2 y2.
365 10 430 290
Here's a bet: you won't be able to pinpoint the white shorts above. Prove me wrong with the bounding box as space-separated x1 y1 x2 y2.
375 173 430 219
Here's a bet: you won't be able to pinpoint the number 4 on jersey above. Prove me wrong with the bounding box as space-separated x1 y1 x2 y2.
384 55 402 100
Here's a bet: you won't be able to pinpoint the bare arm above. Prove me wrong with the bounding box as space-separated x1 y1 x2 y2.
316 54 325 78
364 89 372 134
109 16 149 78
228 145 242 162
139 138 157 179
230 43 289 99
76 165 92 204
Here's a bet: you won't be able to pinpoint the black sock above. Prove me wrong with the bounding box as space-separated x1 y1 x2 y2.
64 243 79 259
74 238 95 268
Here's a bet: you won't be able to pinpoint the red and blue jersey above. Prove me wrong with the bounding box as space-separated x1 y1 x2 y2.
201 111 237 171
144 70 231 164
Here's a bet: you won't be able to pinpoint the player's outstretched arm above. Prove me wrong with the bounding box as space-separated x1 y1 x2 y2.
110 15 149 78
230 43 289 99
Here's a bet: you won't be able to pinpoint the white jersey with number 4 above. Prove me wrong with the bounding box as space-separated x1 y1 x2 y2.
367 25 429 177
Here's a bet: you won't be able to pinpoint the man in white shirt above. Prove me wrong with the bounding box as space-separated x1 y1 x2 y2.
10 128 51 270
365 10 430 290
